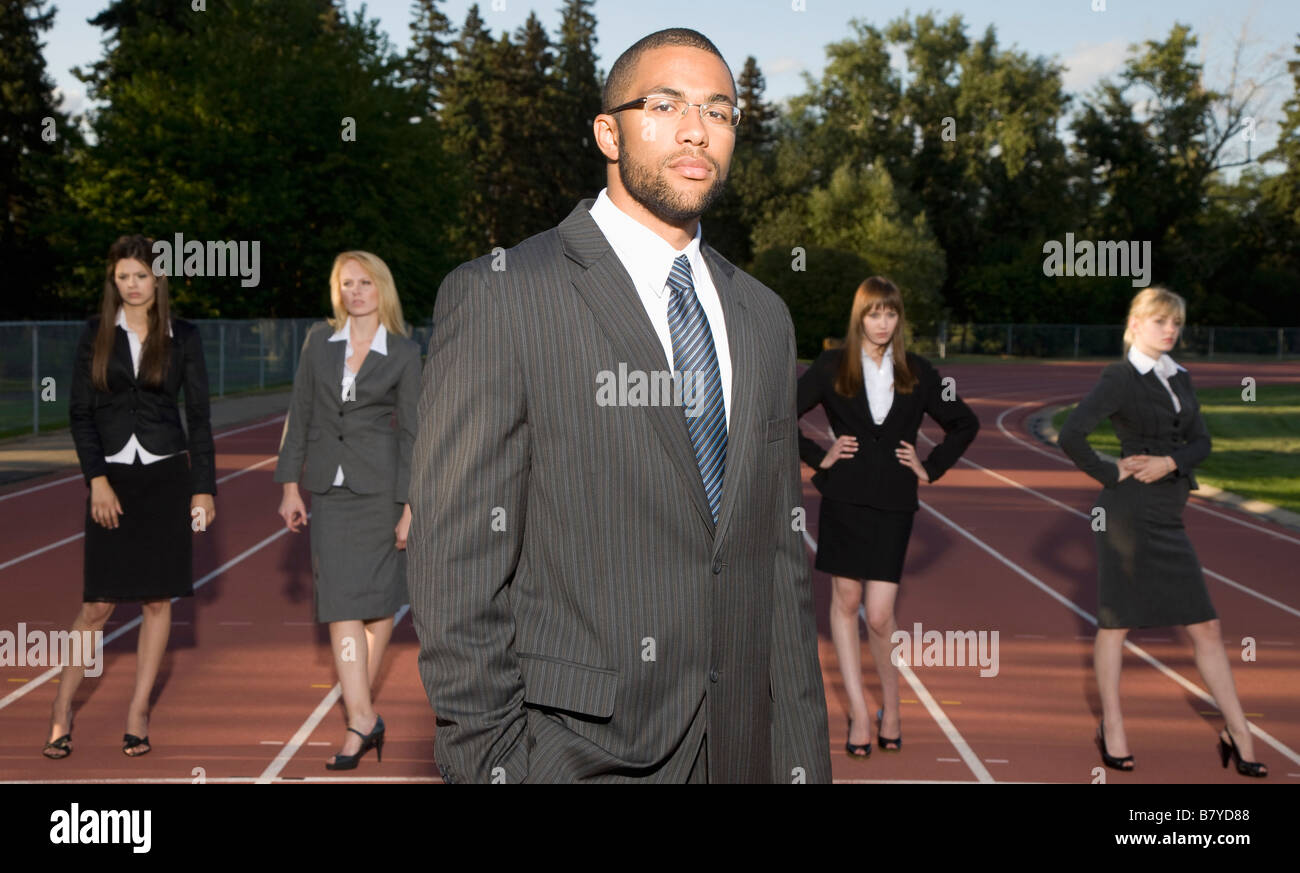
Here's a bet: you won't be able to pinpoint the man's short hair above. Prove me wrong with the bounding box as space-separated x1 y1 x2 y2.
601 28 736 113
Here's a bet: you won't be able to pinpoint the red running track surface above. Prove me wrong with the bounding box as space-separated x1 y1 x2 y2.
0 361 1296 784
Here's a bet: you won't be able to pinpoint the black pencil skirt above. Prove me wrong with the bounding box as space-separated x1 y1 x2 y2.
815 496 915 584
1093 475 1217 628
83 454 194 603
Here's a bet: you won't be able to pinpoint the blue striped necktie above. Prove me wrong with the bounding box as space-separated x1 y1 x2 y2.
665 253 727 522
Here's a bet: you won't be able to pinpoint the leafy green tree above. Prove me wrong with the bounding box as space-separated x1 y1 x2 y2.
68 0 458 320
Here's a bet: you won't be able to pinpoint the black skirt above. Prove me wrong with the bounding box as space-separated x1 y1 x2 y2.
815 497 915 584
83 454 194 602
1093 475 1216 629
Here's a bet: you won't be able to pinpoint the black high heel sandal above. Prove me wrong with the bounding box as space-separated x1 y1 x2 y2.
42 734 73 760
1218 728 1267 778
122 733 151 757
1096 720 1133 771
325 715 385 771
845 715 871 758
43 711 74 760
876 708 901 751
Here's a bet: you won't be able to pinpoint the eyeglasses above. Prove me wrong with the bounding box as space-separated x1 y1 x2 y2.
604 94 741 128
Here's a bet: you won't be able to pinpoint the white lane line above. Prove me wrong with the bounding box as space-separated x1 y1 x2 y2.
916 431 1300 620
0 522 299 712
800 528 993 784
0 453 279 574
995 397 1300 547
915 496 1300 768
256 604 411 784
0 414 286 503
0 534 82 573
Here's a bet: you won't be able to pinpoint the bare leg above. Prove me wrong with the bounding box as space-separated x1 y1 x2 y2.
1184 619 1264 770
864 580 901 742
363 616 395 689
829 576 870 745
123 600 172 754
48 601 114 743
1095 627 1131 760
329 620 378 762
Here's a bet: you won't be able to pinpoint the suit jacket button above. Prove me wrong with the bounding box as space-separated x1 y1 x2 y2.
711 559 722 575
338 435 343 441
709 669 720 683
338 410 343 417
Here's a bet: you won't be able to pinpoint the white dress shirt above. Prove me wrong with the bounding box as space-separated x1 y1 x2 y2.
327 319 388 486
587 187 733 428
860 343 895 425
1128 345 1183 413
104 307 177 465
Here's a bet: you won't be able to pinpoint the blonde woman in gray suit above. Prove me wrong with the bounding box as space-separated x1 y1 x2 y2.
274 251 422 770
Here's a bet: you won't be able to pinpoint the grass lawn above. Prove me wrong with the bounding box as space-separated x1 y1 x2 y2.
1052 384 1300 515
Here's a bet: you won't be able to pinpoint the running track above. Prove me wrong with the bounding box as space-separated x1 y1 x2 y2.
1 360 1296 783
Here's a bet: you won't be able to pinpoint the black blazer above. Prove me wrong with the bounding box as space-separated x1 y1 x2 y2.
69 315 217 495
1059 359 1210 490
796 348 979 511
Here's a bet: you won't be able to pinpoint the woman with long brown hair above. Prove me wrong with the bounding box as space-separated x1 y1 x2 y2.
45 234 217 759
274 251 421 770
1060 286 1267 777
797 277 978 759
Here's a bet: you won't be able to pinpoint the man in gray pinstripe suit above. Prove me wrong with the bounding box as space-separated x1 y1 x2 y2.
408 28 831 783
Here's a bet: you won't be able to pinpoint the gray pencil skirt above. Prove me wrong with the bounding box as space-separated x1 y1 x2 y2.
309 485 408 623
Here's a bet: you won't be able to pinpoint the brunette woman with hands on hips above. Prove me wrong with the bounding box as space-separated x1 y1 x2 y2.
797 276 979 758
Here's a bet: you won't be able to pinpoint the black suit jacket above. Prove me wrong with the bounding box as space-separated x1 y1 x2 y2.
69 316 217 495
1059 359 1210 490
796 348 979 511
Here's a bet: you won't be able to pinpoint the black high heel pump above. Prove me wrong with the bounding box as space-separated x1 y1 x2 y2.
877 708 901 751
1096 720 1134 771
1218 728 1267 778
325 715 385 771
846 715 871 758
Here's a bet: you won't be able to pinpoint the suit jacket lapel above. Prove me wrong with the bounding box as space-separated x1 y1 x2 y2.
703 243 753 550
560 200 714 534
112 327 137 385
327 335 347 406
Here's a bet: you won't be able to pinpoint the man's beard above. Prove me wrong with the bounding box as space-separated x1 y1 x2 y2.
618 139 728 224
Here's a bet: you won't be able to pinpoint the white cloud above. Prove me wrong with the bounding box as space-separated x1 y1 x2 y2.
52 86 87 117
766 56 802 75
1061 38 1130 94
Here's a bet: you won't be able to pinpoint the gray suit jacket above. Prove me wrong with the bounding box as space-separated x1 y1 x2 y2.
274 321 422 501
408 200 831 783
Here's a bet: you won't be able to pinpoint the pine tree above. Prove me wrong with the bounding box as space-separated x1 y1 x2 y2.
550 0 603 208
0 0 79 316
407 0 455 118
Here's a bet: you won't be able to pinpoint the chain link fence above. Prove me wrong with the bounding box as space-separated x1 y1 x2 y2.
1 319 434 438
2 319 1294 437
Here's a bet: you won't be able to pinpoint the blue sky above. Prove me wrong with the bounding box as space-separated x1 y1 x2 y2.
39 0 1297 164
